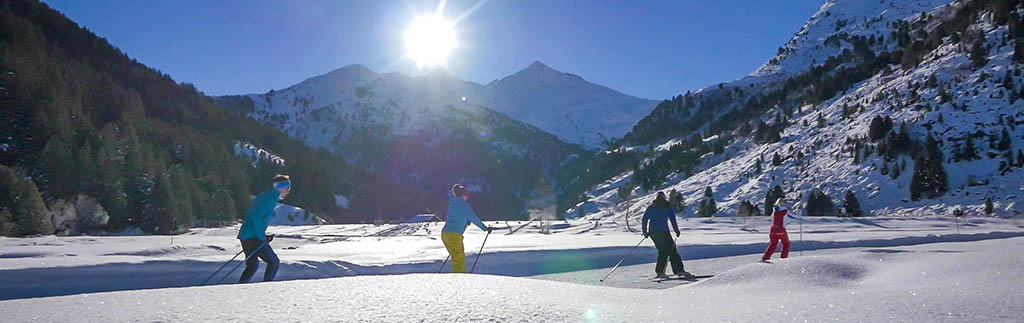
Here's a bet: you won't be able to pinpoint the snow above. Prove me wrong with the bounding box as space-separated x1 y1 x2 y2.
0 216 1022 321
233 141 285 166
267 203 323 226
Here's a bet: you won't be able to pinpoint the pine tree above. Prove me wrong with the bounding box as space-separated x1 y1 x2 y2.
755 155 764 175
1005 70 1016 90
1015 39 1024 63
763 185 785 216
969 34 988 68
963 136 978 160
75 141 97 193
0 208 14 237
984 197 994 215
704 186 713 198
703 199 717 217
669 189 686 213
999 128 1011 151
144 173 175 234
772 152 783 166
0 165 19 236
40 135 75 199
843 190 863 217
14 175 53 235
911 136 949 200
737 200 759 218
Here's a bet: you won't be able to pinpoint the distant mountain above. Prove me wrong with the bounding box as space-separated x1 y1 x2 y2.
569 0 1024 221
483 61 660 148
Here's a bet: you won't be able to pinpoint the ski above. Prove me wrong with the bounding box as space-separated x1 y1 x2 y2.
649 274 714 283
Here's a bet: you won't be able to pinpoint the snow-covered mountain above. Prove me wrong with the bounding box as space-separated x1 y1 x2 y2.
571 0 1024 220
220 61 655 151
484 61 660 148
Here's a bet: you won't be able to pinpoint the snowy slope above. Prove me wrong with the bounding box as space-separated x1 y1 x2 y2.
579 0 1024 221
753 0 954 79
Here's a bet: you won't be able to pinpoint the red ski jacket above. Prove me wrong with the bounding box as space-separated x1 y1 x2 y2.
770 206 788 233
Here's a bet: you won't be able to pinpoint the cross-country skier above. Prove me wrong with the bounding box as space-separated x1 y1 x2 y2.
441 184 492 273
237 174 290 283
642 192 689 278
762 197 791 262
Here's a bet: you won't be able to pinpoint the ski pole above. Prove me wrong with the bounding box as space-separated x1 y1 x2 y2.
214 241 268 285
438 255 450 273
469 230 491 273
600 236 647 282
200 249 245 286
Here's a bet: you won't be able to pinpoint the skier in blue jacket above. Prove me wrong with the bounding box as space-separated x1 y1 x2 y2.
642 191 689 278
237 174 290 283
441 184 492 273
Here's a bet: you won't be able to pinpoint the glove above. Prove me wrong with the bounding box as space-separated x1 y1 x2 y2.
643 232 649 238
265 235 275 243
486 227 494 233
675 231 680 237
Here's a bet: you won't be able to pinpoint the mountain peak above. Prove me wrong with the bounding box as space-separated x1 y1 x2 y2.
425 67 455 79
330 64 374 75
527 60 551 70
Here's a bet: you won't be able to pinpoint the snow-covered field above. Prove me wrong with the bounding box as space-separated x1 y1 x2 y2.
1 216 1022 321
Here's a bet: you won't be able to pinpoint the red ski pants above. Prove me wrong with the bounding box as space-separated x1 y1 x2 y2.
762 231 790 261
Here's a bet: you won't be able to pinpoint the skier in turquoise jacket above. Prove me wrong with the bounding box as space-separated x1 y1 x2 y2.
441 184 492 273
237 174 290 283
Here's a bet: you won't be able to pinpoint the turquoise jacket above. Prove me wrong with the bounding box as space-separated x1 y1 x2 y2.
442 195 487 234
238 189 280 240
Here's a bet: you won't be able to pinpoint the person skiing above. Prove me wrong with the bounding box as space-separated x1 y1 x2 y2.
642 191 689 278
762 197 791 262
441 184 492 273
237 174 290 283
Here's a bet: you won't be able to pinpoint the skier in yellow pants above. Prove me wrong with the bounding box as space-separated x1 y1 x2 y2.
442 184 492 273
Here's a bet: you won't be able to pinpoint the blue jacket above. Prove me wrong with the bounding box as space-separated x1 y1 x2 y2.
642 206 679 233
238 189 280 240
442 195 487 234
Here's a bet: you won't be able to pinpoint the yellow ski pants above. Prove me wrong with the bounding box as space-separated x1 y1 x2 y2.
442 232 466 273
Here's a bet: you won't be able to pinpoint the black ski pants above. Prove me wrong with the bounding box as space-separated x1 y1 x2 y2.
650 231 685 275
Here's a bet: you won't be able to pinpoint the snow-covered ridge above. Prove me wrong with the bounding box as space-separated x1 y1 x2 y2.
754 0 953 79
586 0 1024 221
228 61 657 150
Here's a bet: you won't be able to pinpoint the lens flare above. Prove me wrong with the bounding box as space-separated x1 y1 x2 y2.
404 14 456 67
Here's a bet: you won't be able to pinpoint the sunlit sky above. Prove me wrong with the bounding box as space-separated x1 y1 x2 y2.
43 0 822 100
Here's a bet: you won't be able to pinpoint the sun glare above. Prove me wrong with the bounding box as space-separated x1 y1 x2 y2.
404 14 456 68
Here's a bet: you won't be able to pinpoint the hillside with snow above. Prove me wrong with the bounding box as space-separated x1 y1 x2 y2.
571 0 1024 223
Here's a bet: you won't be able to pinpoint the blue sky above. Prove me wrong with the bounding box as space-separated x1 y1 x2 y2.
43 0 822 100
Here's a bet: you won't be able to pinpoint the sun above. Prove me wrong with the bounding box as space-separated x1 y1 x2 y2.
404 14 456 68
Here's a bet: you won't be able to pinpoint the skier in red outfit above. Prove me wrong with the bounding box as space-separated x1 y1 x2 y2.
762 198 791 262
